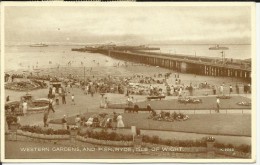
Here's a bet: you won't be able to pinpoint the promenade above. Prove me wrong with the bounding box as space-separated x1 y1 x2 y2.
5 85 251 146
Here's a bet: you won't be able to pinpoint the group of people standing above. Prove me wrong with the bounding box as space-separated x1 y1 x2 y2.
75 112 125 129
212 83 251 96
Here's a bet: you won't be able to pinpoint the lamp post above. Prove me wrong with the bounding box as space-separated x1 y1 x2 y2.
84 66 86 84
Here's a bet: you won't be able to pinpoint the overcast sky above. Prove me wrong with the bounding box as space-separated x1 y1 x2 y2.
4 5 252 45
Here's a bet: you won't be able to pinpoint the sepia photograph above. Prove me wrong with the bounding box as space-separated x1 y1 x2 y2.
1 2 256 163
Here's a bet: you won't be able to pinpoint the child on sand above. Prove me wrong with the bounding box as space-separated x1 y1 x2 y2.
71 94 75 105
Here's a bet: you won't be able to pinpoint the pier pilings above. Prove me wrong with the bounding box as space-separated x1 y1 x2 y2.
95 49 251 82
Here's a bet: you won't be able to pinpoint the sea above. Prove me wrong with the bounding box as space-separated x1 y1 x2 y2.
4 44 251 72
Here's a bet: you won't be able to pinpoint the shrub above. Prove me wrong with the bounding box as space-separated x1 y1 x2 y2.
46 128 54 135
32 126 42 134
195 140 207 147
170 139 179 147
226 143 234 148
99 130 109 140
20 125 31 132
142 135 151 143
114 134 123 141
6 115 18 128
91 131 100 139
214 142 226 148
178 140 194 147
77 131 86 137
17 124 251 154
151 135 160 144
236 144 251 153
54 129 70 135
164 139 172 146
122 134 132 141
108 132 117 141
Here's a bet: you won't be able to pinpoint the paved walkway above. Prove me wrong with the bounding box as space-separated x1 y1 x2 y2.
16 87 106 126
6 85 252 147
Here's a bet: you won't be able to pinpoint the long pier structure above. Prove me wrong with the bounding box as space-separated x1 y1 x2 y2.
73 46 251 82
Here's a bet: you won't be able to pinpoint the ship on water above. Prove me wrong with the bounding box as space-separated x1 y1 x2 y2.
209 44 229 50
29 43 48 47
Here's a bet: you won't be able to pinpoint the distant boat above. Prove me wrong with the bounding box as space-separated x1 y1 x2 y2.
209 45 229 50
30 43 48 47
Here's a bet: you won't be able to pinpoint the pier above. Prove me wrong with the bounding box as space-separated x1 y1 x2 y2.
73 46 251 82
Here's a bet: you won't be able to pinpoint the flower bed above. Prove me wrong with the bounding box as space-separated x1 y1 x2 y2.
216 95 231 99
148 111 189 122
76 135 133 147
19 125 70 139
14 125 251 157
5 81 42 91
178 97 202 104
237 101 251 106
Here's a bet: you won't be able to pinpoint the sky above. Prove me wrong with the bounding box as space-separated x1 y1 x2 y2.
4 5 252 45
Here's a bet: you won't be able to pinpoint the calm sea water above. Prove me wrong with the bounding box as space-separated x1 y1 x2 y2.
5 44 251 72
151 44 251 60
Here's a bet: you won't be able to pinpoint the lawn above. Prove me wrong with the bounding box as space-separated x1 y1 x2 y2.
50 113 251 137
108 95 251 110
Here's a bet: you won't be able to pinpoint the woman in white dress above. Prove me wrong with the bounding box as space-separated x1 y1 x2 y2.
116 114 124 128
22 101 27 115
52 87 56 95
86 117 93 127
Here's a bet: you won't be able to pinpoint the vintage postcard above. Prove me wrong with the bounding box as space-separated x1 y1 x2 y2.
1 2 256 163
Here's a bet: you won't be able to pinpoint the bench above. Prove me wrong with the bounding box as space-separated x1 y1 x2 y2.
124 107 153 113
147 96 166 101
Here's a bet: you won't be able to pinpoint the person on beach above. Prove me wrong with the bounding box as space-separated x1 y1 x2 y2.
6 96 10 102
229 85 233 96
216 98 220 113
71 94 75 105
62 92 66 104
112 112 118 130
90 85 95 97
213 86 217 95
178 88 182 97
147 104 152 112
149 85 153 95
104 97 108 109
219 85 224 96
22 100 28 115
248 83 251 93
85 85 89 95
11 74 15 82
49 87 52 95
62 115 67 129
244 84 247 94
52 86 56 94
116 114 124 128
75 115 81 127
127 96 131 107
48 98 55 113
236 83 239 94
43 111 49 127
55 93 59 105
58 87 62 94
